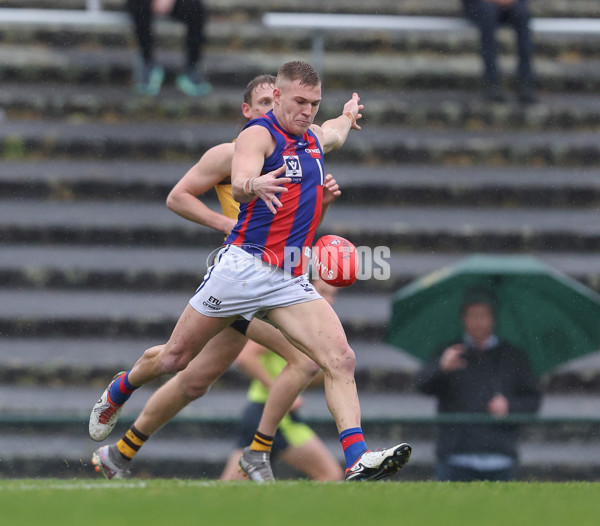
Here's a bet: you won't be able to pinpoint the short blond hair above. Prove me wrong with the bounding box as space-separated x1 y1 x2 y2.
276 61 320 88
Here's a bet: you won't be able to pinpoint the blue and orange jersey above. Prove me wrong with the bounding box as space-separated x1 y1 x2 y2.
226 110 325 276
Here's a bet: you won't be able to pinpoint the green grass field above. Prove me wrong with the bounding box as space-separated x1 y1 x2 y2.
2 479 599 526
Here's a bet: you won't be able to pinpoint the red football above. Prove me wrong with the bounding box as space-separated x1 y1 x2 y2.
312 235 359 287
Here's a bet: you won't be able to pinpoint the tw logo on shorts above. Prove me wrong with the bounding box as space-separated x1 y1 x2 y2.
202 295 222 311
284 155 303 183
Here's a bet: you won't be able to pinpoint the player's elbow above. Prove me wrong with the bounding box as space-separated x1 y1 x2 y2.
231 186 243 203
231 183 250 204
166 188 191 216
322 136 343 154
165 189 179 212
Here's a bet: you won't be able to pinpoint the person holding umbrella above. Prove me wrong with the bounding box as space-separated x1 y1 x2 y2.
416 287 541 482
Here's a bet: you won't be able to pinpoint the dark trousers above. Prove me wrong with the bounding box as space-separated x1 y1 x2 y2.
126 0 207 69
462 0 533 87
436 458 515 482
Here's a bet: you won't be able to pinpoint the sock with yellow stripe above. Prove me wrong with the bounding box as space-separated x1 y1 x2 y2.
249 431 274 453
116 424 149 461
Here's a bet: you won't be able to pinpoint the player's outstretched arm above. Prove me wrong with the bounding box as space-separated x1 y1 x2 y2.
166 142 237 235
311 92 363 154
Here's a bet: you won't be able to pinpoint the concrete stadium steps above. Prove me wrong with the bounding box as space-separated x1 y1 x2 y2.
4 244 600 296
4 119 600 166
1 387 600 479
0 288 389 340
322 205 600 252
262 0 600 18
3 433 600 481
4 84 600 131
3 198 600 252
2 333 599 392
4 160 600 208
2 16 598 63
4 387 600 438
0 81 247 123
7 0 600 20
3 0 600 482
0 338 420 390
1 285 600 391
0 245 219 294
2 45 600 94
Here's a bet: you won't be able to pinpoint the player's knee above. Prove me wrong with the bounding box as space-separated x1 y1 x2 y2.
180 381 210 401
338 347 357 376
158 344 192 374
290 354 321 379
176 373 211 401
304 359 322 379
321 344 356 377
141 344 162 361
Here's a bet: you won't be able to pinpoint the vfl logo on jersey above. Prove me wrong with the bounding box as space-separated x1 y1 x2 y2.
284 155 303 183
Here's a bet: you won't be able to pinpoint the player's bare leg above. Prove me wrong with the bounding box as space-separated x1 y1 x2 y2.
89 304 234 441
279 436 344 481
220 449 246 480
91 326 247 479
134 326 248 436
237 318 322 482
268 299 360 431
128 306 235 386
268 299 411 481
245 320 321 437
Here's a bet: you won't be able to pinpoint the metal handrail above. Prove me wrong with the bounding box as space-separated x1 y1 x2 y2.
2 413 599 427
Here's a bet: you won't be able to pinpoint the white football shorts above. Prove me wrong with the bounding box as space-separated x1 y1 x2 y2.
189 244 322 320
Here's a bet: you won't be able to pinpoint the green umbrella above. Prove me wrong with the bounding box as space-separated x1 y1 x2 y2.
386 254 600 377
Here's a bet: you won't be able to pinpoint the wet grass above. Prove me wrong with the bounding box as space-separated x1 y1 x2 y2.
1 478 599 526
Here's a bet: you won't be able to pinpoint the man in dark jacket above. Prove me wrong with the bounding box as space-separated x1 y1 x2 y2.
416 288 541 481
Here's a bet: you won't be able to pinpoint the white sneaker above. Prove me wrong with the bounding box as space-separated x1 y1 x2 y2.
91 445 131 480
89 372 126 442
345 443 412 481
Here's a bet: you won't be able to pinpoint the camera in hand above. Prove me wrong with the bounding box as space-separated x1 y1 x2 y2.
462 346 480 363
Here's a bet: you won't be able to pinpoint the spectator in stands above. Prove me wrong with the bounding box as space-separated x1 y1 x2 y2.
461 0 537 103
415 287 541 481
126 0 211 96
